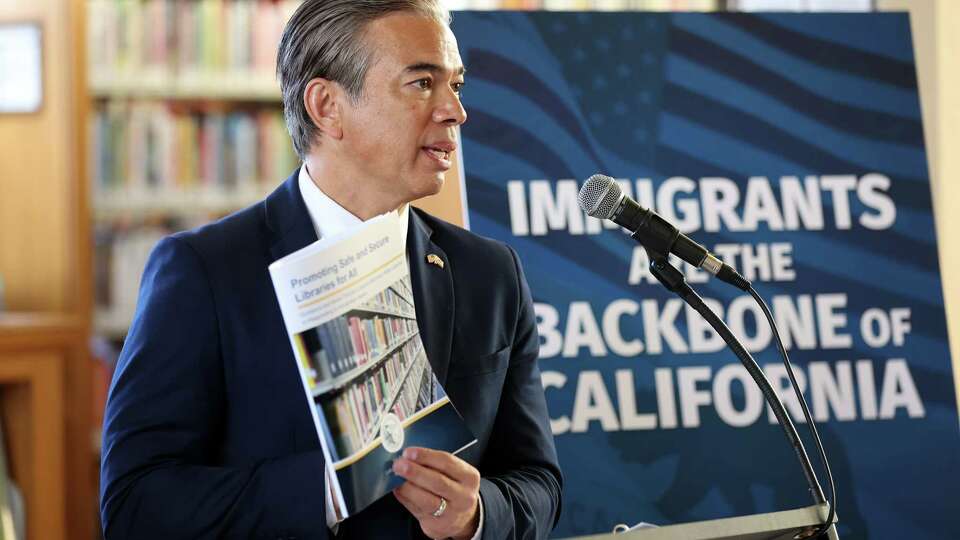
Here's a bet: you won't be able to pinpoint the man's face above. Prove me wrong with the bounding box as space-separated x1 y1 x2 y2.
337 13 466 207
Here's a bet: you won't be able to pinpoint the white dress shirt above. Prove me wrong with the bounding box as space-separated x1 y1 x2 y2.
298 165 483 540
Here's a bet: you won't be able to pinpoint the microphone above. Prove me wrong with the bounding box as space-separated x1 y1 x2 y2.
580 174 838 535
577 174 749 290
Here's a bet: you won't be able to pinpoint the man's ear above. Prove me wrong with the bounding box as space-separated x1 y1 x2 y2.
304 78 344 140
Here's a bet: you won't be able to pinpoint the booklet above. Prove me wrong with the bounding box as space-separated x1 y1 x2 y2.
269 211 476 519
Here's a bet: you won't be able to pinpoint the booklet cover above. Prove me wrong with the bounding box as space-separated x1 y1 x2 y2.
269 211 476 519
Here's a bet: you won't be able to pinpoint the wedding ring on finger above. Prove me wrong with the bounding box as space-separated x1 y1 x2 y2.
432 496 447 518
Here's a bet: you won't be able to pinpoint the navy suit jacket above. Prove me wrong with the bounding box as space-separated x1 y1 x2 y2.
100 171 562 539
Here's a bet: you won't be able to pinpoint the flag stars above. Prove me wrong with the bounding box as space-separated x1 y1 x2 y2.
539 15 662 161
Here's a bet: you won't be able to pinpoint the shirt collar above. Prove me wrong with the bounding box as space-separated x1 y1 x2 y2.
298 164 409 248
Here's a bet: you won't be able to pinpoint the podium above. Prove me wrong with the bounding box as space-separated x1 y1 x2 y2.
562 504 838 540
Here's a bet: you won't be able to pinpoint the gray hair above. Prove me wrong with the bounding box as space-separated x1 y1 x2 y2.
277 0 451 160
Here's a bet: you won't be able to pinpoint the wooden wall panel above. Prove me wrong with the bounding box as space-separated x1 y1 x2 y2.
0 0 78 313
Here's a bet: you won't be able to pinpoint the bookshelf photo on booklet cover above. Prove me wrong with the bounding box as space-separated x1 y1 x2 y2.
269 211 476 520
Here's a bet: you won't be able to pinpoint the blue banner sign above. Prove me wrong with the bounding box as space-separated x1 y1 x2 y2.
453 12 959 539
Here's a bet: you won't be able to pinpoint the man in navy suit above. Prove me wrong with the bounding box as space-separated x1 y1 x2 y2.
99 1 562 538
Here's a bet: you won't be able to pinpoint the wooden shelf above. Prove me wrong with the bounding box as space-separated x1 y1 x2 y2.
93 186 274 219
351 304 417 320
0 313 84 347
89 71 281 101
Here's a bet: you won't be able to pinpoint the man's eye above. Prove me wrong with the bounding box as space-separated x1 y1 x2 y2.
415 79 432 90
452 81 465 95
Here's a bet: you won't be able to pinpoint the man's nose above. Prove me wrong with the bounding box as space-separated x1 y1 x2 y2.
433 91 467 126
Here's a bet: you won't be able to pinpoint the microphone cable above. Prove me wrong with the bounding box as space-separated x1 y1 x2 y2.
723 266 837 537
748 285 837 538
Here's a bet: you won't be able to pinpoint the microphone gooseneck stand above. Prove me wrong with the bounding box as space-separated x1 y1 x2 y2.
645 248 837 539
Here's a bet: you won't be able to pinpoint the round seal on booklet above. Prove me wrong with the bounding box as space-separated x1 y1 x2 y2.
380 412 404 453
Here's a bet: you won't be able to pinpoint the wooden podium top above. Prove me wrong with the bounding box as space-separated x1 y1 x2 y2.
563 504 835 540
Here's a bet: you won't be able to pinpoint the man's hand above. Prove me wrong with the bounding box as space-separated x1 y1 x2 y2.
392 447 481 540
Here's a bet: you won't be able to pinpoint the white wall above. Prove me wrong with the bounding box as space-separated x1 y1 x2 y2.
877 0 960 412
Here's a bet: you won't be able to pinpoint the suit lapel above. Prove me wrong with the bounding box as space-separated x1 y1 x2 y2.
265 169 319 262
407 209 454 386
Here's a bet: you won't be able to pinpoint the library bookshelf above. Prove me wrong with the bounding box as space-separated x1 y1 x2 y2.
87 0 300 338
85 0 471 339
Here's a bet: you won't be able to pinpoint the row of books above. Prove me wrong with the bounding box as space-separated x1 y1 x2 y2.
86 0 719 84
301 312 420 385
88 0 298 79
391 279 415 306
90 102 298 194
94 223 177 333
392 358 438 425
358 284 417 320
322 340 427 458
86 0 719 95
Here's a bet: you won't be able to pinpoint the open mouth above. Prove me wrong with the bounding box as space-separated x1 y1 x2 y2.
424 147 451 161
